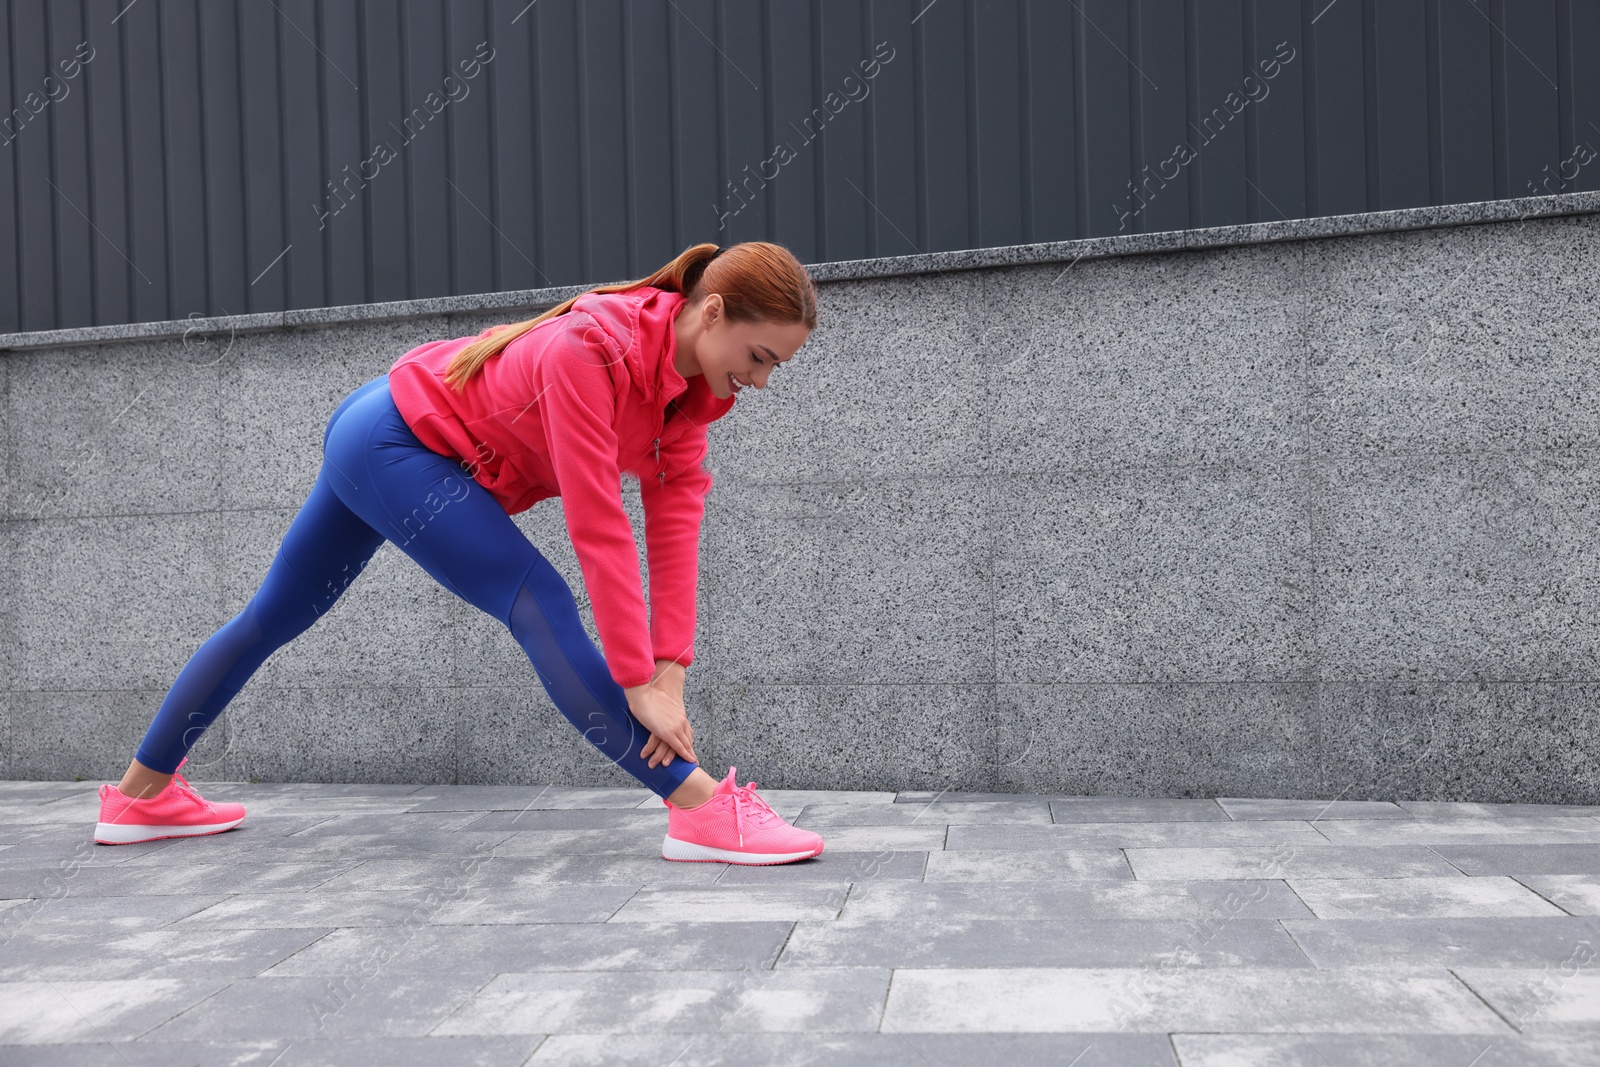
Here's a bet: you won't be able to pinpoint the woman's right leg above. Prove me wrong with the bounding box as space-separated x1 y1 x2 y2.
122 466 385 791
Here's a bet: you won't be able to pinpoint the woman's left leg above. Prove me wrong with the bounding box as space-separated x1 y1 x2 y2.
123 373 399 791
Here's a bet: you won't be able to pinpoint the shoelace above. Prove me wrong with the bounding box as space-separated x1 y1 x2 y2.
168 771 217 814
729 778 782 848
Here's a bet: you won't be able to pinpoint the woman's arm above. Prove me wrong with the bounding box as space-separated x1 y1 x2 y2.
638 421 716 672
532 330 660 690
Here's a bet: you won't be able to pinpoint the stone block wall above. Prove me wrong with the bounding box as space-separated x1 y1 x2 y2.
3 193 1597 801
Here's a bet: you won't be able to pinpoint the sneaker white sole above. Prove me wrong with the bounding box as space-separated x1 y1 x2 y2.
661 833 820 865
94 817 245 845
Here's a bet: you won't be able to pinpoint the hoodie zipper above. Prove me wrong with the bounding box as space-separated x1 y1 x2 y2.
652 385 689 485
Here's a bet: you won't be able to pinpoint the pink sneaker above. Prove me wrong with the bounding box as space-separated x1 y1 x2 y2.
94 757 247 845
662 767 824 865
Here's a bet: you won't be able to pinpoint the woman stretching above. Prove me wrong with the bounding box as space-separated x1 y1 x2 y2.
92 241 825 866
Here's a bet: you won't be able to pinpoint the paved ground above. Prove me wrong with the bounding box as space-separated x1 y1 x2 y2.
1 777 1599 1066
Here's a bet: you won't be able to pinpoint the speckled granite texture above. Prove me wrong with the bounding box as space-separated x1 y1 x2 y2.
2 192 1599 801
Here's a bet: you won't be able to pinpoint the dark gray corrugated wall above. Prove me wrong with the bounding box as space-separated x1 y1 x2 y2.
3 0 1598 334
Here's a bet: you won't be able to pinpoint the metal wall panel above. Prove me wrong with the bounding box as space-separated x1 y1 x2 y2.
3 0 1597 333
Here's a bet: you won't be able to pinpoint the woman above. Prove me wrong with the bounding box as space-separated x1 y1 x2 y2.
92 241 826 866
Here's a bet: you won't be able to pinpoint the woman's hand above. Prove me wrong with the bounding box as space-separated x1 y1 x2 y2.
623 661 697 769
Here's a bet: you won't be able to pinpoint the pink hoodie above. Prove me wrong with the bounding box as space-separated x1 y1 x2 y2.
387 285 737 689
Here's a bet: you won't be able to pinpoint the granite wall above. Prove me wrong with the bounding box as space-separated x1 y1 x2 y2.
3 193 1599 802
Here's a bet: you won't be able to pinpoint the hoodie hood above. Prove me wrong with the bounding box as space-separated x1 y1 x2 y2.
570 285 737 427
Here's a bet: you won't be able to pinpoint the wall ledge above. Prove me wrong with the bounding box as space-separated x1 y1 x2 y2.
5 189 1598 353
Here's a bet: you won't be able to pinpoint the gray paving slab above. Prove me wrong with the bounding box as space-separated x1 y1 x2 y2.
1286 875 1569 919
258 921 795 976
193 781 432 797
526 1032 1177 1066
173 885 637 928
1216 797 1411 821
715 851 929 884
0 890 232 928
430 967 893 1035
0 978 238 1042
487 828 678 858
403 784 651 811
282 810 494 836
312 852 729 890
946 820 1330 850
0 1040 297 1066
462 808 683 831
1050 798 1232 823
1398 800 1600 820
0 784 102 803
1454 969 1600 1032
245 800 446 820
1283 917 1600 968
0 804 112 827
0 860 363 898
1434 843 1600 876
794 800 1053 827
1173 1033 1600 1066
1125 844 1463 880
879 966 1505 1032
838 878 1314 922
0 821 59 844
115 830 518 866
776 918 1313 969
1521 874 1600 915
1312 817 1600 846
140 972 499 1041
897 789 1079 804
0 862 146 919
0 926 334 981
608 885 851 923
8 775 1600 1061
922 847 1135 882
212 813 349 837
0 831 176 868
778 824 948 852
269 1036 541 1066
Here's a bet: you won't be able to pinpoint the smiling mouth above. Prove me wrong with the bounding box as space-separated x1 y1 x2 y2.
727 373 743 393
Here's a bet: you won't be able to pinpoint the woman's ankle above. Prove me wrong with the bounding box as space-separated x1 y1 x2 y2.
116 780 170 800
116 757 174 800
665 769 716 809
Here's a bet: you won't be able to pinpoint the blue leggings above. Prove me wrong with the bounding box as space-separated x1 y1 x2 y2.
133 373 698 799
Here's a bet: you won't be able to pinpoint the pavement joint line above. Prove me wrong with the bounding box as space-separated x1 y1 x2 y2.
1275 914 1320 966
1511 874 1580 918
41 977 146 1067
256 927 341 978
602 884 644 922
836 881 856 920
1448 967 1525 1035
1257 989 1348 1067
446 973 546 1063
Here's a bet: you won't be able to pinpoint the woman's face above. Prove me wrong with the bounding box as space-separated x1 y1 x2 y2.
674 293 811 399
